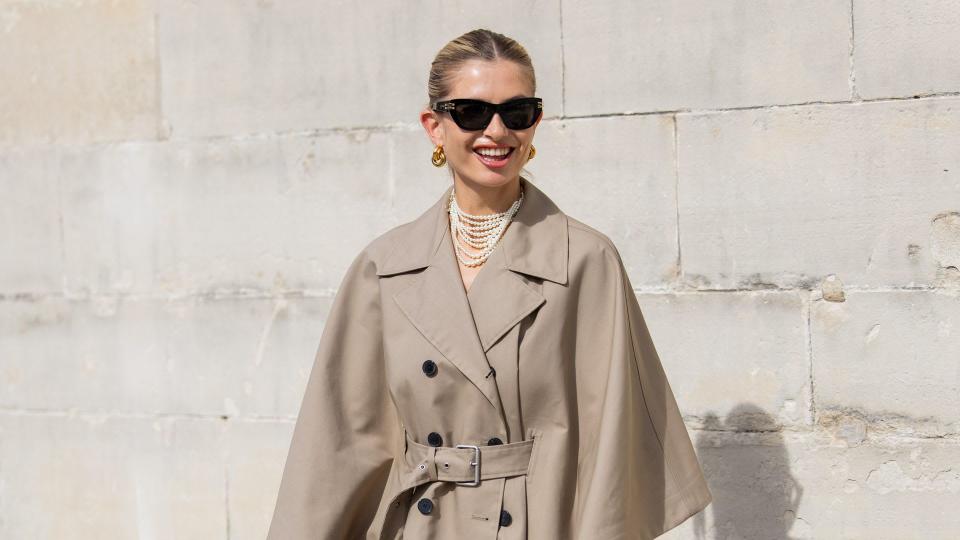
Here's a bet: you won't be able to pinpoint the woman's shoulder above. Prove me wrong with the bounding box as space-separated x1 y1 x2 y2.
359 221 411 259
562 214 639 304
565 213 626 271
347 217 426 277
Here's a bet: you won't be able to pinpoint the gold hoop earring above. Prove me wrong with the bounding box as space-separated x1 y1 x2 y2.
528 145 536 161
432 144 446 167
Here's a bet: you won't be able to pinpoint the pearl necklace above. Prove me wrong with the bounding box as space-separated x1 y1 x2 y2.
448 183 525 267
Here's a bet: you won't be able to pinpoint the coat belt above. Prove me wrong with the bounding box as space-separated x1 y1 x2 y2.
402 430 537 485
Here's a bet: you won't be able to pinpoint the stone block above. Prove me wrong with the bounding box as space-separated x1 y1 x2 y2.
0 296 330 417
225 420 295 540
0 413 226 539
661 430 960 539
677 98 960 289
0 147 62 293
855 1 960 99
157 0 563 137
563 0 850 116
0 0 160 144
59 132 391 295
641 291 810 429
812 290 960 436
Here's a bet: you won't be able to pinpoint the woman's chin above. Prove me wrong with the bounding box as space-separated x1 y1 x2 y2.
467 172 517 188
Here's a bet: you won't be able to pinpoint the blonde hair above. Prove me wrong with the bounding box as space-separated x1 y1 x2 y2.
427 29 538 180
428 29 536 106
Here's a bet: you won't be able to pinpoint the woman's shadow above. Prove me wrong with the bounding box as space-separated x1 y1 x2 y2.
691 404 804 540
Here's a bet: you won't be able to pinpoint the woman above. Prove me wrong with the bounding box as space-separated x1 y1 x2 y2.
267 29 712 539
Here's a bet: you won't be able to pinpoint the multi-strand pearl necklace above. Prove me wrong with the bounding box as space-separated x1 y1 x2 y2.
448 184 525 267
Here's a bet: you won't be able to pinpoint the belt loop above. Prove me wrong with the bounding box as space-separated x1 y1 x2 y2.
428 446 438 480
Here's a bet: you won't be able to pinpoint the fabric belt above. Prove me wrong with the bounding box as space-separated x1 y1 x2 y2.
403 430 536 486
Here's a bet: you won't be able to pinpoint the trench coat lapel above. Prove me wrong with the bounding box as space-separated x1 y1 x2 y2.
466 178 568 347
382 178 569 416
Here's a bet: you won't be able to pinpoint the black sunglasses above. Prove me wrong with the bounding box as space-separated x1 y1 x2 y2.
433 97 543 131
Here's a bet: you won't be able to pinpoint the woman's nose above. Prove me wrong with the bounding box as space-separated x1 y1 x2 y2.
483 112 509 137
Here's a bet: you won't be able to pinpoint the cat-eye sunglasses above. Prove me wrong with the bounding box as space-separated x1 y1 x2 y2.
432 97 543 131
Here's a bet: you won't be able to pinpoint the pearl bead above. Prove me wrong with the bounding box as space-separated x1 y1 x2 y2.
448 184 524 267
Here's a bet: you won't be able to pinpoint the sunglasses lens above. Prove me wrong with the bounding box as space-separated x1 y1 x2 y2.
453 102 494 130
500 101 540 130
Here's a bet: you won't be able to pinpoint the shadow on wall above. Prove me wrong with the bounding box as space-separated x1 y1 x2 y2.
692 404 803 540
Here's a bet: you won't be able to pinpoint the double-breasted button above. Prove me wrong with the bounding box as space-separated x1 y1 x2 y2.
487 437 503 446
499 509 513 527
427 432 443 447
421 360 438 377
417 498 434 515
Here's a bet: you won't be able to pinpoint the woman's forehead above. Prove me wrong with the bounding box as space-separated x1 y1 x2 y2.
446 59 534 100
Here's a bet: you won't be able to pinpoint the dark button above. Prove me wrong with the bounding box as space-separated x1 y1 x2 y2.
427 432 443 447
417 497 433 515
422 359 438 377
487 437 503 446
499 509 512 527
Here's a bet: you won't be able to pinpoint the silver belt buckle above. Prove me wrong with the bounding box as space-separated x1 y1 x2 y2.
455 444 481 486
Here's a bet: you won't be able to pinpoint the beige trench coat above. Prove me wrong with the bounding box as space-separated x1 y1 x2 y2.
267 178 712 539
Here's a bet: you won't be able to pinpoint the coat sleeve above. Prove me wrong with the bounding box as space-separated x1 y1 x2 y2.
571 245 712 539
266 248 401 539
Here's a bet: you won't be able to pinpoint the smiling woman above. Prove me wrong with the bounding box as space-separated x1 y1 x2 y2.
424 56 541 195
266 28 712 540
418 32 546 294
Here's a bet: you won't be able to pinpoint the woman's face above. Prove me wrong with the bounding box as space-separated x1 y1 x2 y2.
422 59 542 190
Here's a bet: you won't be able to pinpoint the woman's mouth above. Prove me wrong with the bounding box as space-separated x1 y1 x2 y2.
474 147 514 168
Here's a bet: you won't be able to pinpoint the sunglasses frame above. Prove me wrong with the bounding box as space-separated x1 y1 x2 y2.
433 97 543 131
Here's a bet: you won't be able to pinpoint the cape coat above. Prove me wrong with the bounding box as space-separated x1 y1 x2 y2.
266 178 712 539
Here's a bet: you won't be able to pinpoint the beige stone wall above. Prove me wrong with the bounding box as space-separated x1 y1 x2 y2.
1 1 958 538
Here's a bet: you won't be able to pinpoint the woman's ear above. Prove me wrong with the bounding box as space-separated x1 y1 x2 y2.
420 108 443 146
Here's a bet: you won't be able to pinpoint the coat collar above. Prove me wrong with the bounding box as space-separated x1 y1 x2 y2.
378 177 568 417
376 176 569 285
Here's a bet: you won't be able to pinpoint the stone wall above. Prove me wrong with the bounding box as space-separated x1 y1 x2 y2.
1 1 958 538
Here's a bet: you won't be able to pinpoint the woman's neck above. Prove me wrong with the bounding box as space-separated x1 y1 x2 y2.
451 176 523 215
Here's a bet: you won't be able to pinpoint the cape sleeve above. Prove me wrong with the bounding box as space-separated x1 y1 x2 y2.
571 244 712 539
266 248 401 539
